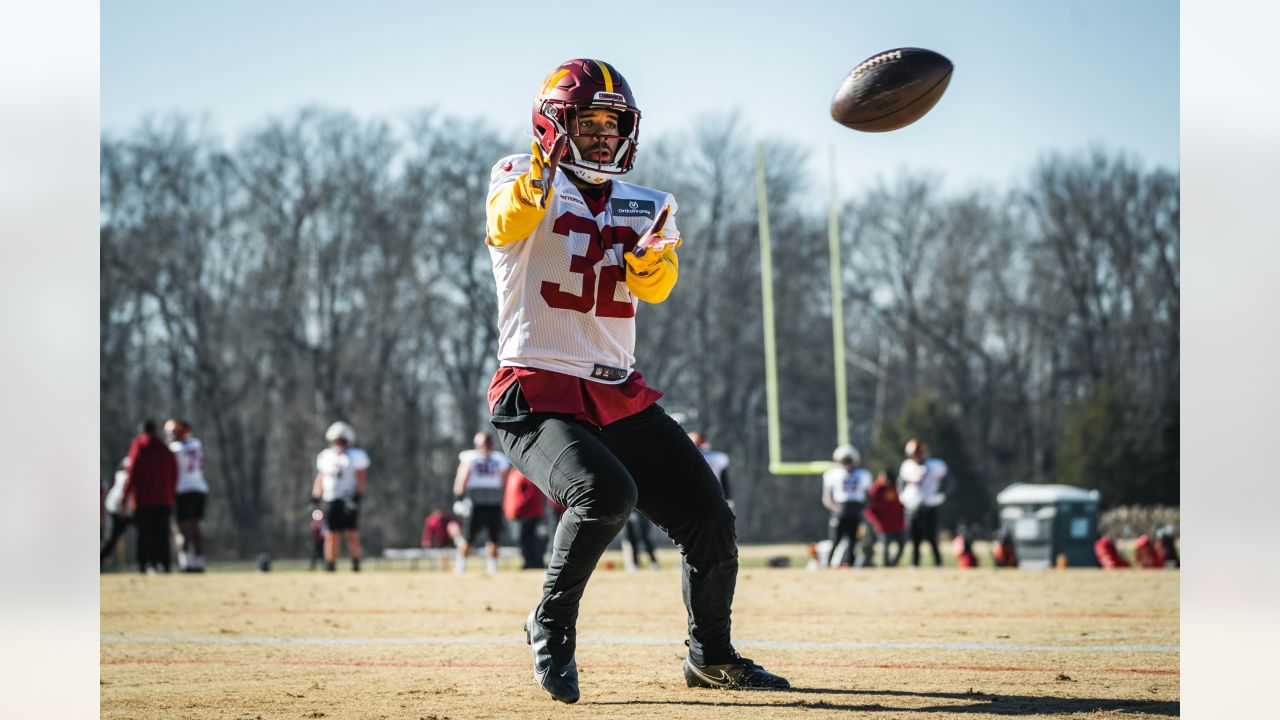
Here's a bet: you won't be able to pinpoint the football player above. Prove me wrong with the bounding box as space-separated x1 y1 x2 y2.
620 510 660 571
485 58 788 703
898 439 949 568
311 421 370 572
100 457 132 568
821 445 872 567
453 431 511 575
863 467 907 567
165 419 208 572
690 432 732 509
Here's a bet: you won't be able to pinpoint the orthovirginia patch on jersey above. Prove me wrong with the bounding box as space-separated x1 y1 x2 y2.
609 197 655 219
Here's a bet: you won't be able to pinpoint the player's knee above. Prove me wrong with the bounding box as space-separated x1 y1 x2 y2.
705 500 737 540
574 480 636 528
674 498 735 551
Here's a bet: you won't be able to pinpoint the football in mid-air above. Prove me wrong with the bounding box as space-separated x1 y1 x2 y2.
831 47 953 132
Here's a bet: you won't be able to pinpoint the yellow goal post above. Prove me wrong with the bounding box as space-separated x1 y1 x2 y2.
756 143 849 475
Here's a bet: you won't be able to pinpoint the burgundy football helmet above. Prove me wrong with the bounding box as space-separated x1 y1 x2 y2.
533 58 640 185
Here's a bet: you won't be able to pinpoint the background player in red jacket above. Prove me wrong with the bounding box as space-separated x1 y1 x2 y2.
864 468 907 567
504 469 548 569
121 420 178 573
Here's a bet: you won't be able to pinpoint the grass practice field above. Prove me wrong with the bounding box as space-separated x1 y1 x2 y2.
101 546 1179 719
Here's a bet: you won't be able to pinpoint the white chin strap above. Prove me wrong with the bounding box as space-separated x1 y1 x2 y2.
567 165 611 185
563 136 632 185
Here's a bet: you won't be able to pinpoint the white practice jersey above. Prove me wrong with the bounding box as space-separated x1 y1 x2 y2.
898 457 948 510
104 468 128 514
823 467 872 504
169 437 208 494
459 449 510 507
487 154 680 383
316 446 371 501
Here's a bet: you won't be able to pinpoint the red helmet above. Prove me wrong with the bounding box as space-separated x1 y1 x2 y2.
533 58 640 184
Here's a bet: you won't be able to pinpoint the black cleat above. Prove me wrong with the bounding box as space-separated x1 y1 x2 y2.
525 611 580 704
684 653 791 690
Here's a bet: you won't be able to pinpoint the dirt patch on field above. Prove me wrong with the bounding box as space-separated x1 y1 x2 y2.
101 559 1178 719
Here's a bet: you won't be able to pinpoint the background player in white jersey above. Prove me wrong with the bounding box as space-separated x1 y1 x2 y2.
485 58 787 704
311 421 370 572
821 444 872 568
100 456 132 568
452 431 511 575
898 438 949 568
689 432 732 510
165 419 208 572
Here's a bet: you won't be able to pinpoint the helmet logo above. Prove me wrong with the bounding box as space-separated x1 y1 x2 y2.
540 68 570 96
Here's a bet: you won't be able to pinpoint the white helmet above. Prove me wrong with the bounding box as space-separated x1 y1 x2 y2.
832 444 860 465
325 421 356 444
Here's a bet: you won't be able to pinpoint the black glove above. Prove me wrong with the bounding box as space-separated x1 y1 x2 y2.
309 496 322 511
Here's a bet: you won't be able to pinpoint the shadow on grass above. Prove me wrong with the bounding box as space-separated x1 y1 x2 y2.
591 686 1179 716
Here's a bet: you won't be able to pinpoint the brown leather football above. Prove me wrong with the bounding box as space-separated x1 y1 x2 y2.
831 48 953 132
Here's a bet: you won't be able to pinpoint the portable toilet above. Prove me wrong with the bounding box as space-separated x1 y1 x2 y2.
995 483 1101 569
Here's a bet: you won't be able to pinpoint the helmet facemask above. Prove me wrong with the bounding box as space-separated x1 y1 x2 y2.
537 100 640 185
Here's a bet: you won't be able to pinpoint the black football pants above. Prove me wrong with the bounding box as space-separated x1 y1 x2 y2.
908 506 942 567
494 403 738 665
625 511 659 563
518 517 547 569
827 504 863 567
100 512 131 561
134 504 172 573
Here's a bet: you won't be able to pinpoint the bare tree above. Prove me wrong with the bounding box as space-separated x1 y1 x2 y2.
101 110 1179 553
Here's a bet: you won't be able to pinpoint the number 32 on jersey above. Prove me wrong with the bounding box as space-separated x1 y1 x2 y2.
540 213 640 318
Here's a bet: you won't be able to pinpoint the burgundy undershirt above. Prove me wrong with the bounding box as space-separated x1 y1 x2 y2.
486 180 663 428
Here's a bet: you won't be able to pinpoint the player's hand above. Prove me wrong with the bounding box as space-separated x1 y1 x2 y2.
630 206 677 257
529 135 567 209
452 497 472 517
625 206 680 273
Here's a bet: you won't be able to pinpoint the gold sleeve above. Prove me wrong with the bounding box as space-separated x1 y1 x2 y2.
486 175 547 247
624 248 679 304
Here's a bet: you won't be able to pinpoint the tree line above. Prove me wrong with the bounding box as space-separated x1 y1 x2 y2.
100 108 1178 556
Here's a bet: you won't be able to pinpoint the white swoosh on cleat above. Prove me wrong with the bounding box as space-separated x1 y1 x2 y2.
689 664 732 685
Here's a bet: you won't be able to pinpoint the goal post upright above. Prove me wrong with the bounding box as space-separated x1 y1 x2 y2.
754 142 785 473
827 146 850 450
755 142 842 476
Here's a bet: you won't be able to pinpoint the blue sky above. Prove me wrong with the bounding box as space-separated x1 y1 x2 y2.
101 0 1178 195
